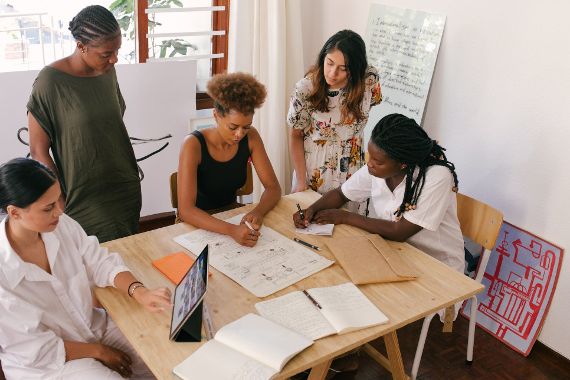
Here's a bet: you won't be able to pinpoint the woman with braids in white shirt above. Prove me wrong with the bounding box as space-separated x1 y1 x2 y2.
0 158 171 379
294 113 464 273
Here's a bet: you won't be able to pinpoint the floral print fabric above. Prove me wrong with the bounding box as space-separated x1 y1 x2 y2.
287 66 382 210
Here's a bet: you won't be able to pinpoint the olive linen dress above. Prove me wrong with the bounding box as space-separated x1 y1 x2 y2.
27 66 141 242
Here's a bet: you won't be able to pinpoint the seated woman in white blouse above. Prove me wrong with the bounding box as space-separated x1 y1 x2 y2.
293 113 465 273
0 158 172 379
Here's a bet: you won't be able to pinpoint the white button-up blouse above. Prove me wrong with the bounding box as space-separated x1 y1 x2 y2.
0 214 129 379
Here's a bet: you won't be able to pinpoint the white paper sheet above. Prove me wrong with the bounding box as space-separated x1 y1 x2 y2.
295 223 334 236
173 214 334 297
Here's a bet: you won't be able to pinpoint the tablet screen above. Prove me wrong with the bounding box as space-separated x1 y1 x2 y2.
169 245 208 339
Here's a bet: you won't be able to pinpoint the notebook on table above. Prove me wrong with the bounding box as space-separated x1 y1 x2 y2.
172 313 312 380
255 282 389 341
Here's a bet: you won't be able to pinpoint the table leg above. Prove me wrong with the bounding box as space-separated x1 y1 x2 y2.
307 358 333 380
384 331 408 380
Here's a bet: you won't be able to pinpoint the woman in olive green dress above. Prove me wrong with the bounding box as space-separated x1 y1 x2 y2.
27 5 141 242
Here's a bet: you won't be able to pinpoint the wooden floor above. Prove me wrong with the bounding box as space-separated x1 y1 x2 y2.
335 315 570 380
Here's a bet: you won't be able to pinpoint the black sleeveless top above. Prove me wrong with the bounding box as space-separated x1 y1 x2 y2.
192 130 250 211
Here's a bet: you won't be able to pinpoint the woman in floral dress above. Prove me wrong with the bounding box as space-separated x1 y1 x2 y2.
288 29 382 212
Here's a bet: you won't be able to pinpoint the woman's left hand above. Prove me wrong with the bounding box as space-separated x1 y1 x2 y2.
241 211 264 230
133 287 172 312
312 209 349 225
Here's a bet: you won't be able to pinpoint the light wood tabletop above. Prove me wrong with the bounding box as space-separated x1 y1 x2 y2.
94 190 483 380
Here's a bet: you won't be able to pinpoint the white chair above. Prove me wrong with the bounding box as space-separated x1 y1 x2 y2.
410 193 503 379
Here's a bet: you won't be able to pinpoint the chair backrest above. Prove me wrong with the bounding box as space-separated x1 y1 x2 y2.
169 161 253 210
456 193 503 251
170 172 179 209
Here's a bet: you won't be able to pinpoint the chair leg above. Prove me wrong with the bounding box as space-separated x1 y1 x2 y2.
474 249 492 283
411 313 435 380
467 295 478 364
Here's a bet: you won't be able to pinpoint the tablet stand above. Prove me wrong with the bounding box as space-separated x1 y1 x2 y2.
172 302 203 342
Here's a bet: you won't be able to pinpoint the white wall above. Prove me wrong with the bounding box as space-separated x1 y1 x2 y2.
296 0 570 358
0 61 196 217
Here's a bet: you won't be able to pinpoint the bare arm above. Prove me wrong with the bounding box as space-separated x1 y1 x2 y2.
28 112 57 175
177 136 259 247
113 271 171 312
293 187 422 241
289 128 308 192
241 128 282 227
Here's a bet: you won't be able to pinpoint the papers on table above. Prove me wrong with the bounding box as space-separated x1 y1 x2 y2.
295 223 334 236
173 214 334 297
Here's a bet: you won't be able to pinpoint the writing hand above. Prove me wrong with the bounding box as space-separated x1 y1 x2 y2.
241 211 263 230
293 207 315 228
133 287 172 313
231 223 260 247
313 209 348 225
96 344 132 378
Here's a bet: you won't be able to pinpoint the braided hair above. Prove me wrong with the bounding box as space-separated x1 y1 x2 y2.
370 113 459 218
69 5 120 45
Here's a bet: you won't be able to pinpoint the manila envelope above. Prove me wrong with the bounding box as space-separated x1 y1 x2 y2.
326 234 418 284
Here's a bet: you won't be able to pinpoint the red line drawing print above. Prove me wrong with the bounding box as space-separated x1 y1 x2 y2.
461 221 563 356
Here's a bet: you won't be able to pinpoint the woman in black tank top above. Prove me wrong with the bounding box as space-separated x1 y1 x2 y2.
177 73 281 247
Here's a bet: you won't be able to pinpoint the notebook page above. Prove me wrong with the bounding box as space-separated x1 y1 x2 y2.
295 223 334 236
172 340 276 380
215 314 313 371
308 283 389 334
255 291 336 340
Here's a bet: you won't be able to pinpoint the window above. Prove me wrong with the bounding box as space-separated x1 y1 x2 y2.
135 0 230 109
0 0 229 108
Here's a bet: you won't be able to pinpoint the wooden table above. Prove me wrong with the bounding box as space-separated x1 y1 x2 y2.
95 191 483 380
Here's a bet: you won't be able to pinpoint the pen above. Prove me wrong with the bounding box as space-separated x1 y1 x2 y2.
244 221 261 237
296 203 305 220
293 237 321 251
302 289 322 309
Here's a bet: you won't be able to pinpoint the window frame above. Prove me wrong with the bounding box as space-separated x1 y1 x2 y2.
135 0 229 110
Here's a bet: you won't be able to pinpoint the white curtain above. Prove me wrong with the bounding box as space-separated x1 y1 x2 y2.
228 0 305 200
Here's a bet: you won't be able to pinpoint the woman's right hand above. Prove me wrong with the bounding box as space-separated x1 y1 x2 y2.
97 344 132 378
230 223 260 247
293 207 315 228
291 181 309 193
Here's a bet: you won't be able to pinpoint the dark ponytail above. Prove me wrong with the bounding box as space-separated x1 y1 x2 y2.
370 114 459 218
0 158 57 213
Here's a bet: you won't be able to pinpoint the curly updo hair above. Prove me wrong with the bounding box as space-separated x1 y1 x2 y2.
207 72 267 116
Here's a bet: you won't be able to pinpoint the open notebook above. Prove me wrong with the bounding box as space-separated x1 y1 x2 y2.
255 283 389 341
173 313 312 380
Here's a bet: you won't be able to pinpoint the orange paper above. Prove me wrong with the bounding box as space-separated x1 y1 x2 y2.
152 252 196 285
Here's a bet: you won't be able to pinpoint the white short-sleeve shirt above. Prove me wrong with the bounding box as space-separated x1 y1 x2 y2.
341 165 465 273
0 214 130 379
